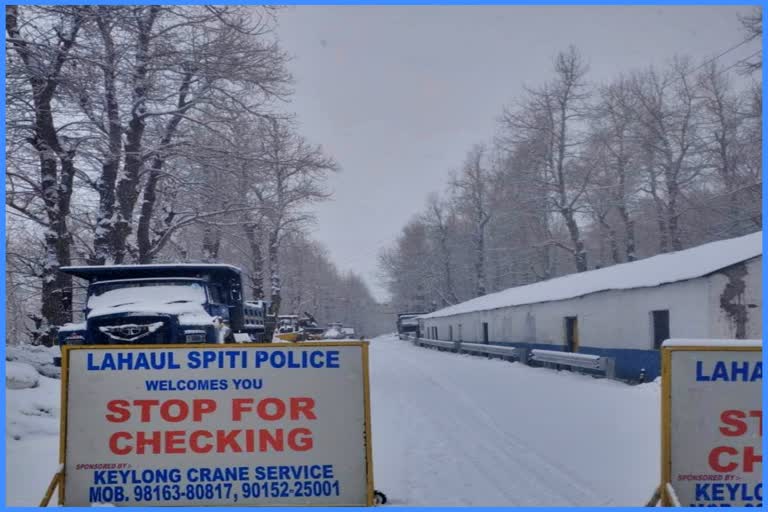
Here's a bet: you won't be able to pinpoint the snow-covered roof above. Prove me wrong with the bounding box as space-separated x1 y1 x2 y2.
662 339 762 348
422 232 762 319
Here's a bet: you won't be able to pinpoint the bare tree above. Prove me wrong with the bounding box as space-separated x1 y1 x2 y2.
631 59 706 252
501 46 592 271
6 6 85 344
451 144 492 296
421 194 459 305
253 117 339 316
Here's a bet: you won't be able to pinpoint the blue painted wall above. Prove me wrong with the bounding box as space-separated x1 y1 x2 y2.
487 341 660 382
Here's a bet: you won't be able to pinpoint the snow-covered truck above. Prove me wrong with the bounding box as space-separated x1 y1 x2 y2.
397 313 424 338
54 264 272 366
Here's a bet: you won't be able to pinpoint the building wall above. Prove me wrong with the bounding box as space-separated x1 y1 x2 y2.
707 258 762 340
422 256 762 381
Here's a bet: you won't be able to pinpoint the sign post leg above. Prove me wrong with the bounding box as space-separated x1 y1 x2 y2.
40 471 62 507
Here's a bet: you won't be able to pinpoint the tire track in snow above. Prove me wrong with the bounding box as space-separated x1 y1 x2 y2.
369 338 611 506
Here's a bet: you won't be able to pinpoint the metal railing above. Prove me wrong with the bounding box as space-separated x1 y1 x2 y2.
407 337 616 379
410 337 527 363
530 348 615 379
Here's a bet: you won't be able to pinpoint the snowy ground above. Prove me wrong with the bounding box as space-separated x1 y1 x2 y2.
5 335 660 506
369 335 660 507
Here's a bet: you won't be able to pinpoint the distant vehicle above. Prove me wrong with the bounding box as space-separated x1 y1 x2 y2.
54 264 270 366
243 300 276 342
341 327 356 338
324 322 345 340
397 312 425 338
274 313 324 342
300 312 326 340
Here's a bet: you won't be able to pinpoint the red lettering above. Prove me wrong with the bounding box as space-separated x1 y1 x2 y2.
106 400 130 423
216 429 242 453
749 410 763 436
744 446 762 472
258 398 285 421
709 446 739 472
136 431 162 454
193 399 216 421
190 431 213 454
259 429 283 451
165 431 186 454
720 410 747 436
134 400 160 422
288 428 313 451
161 399 188 422
290 397 316 420
232 398 252 421
109 432 132 455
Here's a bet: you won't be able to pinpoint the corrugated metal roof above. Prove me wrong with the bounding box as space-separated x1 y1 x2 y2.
422 231 762 319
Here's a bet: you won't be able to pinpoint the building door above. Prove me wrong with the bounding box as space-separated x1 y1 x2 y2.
482 322 489 344
652 310 670 349
449 325 453 341
565 316 579 352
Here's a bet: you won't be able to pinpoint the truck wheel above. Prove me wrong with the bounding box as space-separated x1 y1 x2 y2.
374 490 387 505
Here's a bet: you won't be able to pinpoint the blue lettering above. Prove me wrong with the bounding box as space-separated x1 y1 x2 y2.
712 362 729 382
696 361 762 382
87 353 99 371
188 351 201 369
697 484 711 501
696 361 710 381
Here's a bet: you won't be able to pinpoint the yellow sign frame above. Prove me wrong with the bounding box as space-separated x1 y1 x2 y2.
58 342 375 507
660 343 761 507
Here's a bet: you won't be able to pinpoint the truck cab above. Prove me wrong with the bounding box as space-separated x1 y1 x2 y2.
55 264 267 365
397 312 425 339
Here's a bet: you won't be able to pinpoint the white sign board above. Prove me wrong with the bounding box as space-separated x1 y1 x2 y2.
662 340 762 507
60 343 373 506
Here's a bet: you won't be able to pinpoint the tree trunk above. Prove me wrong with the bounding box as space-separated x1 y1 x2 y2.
563 208 588 272
201 226 221 263
112 7 159 263
91 10 123 265
243 224 264 298
268 230 281 316
6 6 81 344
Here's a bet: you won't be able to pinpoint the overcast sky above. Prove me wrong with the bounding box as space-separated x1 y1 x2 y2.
273 5 759 302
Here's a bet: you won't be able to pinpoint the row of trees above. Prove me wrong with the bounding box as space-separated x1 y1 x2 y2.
380 12 762 314
6 6 384 344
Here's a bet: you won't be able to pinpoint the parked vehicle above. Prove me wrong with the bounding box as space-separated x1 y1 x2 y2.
397 312 424 339
274 313 325 342
324 322 344 339
243 300 275 342
54 264 270 366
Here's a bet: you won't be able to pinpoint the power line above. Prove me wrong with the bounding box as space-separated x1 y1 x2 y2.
684 37 756 78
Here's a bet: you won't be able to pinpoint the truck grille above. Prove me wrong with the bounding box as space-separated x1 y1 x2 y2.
89 316 173 344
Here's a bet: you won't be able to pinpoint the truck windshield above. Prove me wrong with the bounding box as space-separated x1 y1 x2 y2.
87 280 207 310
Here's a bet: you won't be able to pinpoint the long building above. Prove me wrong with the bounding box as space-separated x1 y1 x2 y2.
419 232 762 380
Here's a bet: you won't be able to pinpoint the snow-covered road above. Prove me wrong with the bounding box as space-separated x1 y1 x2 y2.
6 336 660 506
368 335 660 506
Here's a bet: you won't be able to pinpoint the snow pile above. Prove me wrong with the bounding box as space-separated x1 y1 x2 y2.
6 362 40 390
423 231 761 318
6 344 61 379
6 360 62 505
